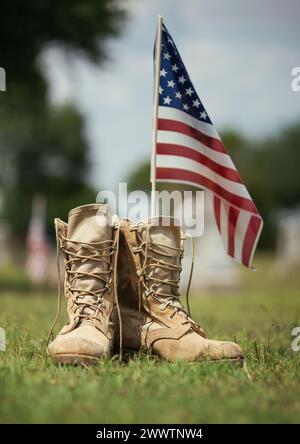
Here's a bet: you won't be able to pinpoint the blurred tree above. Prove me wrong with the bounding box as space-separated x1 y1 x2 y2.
221 129 249 161
0 104 95 235
0 0 127 238
127 161 151 193
0 0 126 89
249 122 300 248
267 123 300 207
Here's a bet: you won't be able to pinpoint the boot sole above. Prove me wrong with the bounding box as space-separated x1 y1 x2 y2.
196 357 244 367
51 352 243 367
115 349 244 366
169 357 244 366
50 353 100 366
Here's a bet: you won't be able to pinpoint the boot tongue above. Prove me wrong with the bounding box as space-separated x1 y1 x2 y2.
67 204 113 321
139 217 182 299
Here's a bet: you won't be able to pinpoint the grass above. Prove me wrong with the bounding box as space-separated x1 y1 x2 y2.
0 255 299 423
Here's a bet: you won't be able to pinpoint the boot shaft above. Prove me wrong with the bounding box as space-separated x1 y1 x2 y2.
66 204 114 294
138 217 182 297
56 204 118 335
118 218 191 327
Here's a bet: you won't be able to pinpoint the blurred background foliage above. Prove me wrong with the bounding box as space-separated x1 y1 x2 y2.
0 0 126 236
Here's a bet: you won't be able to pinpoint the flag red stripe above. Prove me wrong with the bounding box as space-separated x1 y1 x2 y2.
158 118 226 153
242 216 262 267
213 196 221 232
228 206 239 257
157 167 259 214
157 143 242 183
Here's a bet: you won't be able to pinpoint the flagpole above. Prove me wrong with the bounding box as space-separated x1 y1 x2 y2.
151 15 163 218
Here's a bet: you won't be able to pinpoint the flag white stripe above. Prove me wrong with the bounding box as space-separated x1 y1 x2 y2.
220 200 229 253
233 210 252 264
155 177 255 215
158 106 221 140
247 216 264 269
157 130 236 170
156 154 251 199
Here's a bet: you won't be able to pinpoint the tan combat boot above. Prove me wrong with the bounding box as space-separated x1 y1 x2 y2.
115 217 244 363
47 204 119 365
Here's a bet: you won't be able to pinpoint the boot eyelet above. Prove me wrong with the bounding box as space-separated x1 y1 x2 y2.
159 304 165 311
136 270 142 277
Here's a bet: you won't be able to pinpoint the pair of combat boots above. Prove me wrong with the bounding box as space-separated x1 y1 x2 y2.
47 204 243 365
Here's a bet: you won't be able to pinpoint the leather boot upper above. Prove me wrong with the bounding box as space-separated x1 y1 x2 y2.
48 204 118 363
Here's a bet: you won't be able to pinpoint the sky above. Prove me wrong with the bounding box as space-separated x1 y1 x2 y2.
42 0 300 192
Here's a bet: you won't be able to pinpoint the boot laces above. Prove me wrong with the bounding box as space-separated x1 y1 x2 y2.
62 238 115 324
135 224 195 323
46 226 121 346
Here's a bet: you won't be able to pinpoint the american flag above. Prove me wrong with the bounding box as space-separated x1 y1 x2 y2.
154 24 263 268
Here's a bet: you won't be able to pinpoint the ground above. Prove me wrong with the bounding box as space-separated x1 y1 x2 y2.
0 256 299 424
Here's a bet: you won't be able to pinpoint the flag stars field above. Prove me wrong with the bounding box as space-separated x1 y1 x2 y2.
185 87 194 96
163 96 172 105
